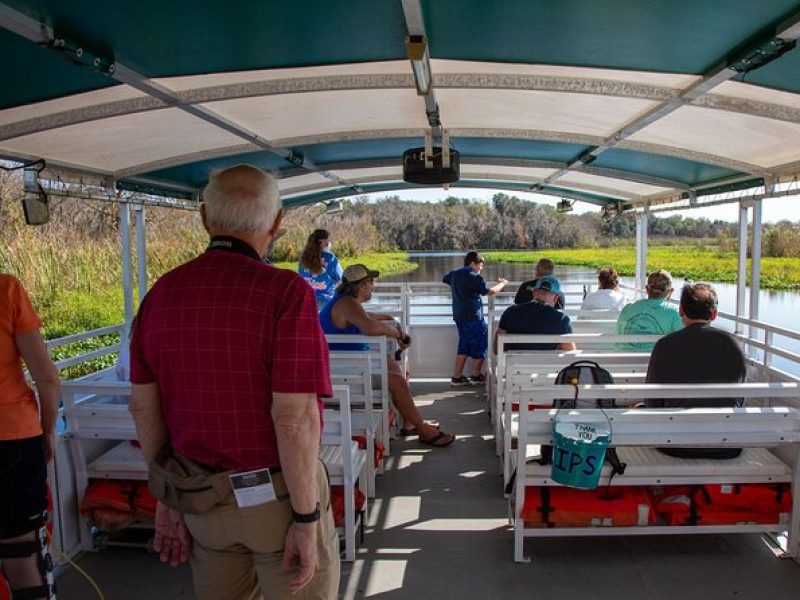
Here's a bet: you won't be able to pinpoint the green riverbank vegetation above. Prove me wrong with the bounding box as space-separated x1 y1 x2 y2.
484 245 800 290
0 172 415 352
4 165 800 368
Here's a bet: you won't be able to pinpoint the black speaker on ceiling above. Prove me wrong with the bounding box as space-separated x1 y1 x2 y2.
402 147 460 185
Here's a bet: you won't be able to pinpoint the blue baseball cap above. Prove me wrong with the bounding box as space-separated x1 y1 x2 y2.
534 275 561 294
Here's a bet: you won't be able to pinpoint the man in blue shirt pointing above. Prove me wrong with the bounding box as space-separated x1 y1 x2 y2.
443 251 507 386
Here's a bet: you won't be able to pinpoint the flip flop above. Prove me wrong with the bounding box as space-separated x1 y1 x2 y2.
399 421 441 436
418 431 455 448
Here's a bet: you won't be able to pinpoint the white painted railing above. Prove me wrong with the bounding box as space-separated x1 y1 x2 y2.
43 282 800 382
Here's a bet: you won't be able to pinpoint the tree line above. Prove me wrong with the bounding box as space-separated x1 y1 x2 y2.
2 167 795 268
272 193 741 261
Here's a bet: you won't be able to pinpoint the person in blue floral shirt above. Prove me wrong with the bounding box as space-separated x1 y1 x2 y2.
298 229 343 310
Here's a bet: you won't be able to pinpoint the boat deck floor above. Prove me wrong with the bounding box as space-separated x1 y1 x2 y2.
56 382 800 599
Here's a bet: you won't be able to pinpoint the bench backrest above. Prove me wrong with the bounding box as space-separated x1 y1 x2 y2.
517 383 800 448
61 380 135 439
321 384 354 445
329 352 373 407
326 335 388 397
499 351 652 410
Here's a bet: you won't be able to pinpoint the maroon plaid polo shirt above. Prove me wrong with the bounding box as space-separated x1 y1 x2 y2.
130 243 331 472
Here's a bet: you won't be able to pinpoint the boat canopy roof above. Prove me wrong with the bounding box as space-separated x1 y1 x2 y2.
2 0 800 210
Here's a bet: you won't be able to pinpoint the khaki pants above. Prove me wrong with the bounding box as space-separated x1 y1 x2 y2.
183 461 340 600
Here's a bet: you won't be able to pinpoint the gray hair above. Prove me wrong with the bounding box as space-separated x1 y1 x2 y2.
201 165 281 232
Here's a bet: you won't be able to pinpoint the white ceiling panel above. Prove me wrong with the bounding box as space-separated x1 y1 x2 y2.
0 85 148 128
431 60 700 89
202 89 427 141
0 108 244 173
329 166 403 181
437 89 659 138
712 81 800 110
276 172 331 192
558 171 671 197
460 165 556 181
629 105 800 169
552 183 630 200
156 61 411 92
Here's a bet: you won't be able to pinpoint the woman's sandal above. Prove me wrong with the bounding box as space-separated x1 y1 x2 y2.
399 421 440 436
418 431 455 447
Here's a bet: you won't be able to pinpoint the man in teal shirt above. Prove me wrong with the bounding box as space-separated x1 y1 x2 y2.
616 269 682 351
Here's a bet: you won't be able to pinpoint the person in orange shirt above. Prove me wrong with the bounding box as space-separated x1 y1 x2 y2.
0 274 60 600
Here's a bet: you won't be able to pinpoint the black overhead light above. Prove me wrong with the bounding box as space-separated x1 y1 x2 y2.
556 199 574 213
402 146 460 185
728 37 797 73
600 201 632 221
323 200 343 214
21 166 50 226
1 159 49 225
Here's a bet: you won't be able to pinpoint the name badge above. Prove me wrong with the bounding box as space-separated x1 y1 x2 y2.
229 468 277 508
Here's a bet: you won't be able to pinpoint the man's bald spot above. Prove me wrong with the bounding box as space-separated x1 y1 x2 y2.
213 165 271 202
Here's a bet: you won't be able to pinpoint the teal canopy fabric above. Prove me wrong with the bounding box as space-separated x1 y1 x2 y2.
2 0 800 209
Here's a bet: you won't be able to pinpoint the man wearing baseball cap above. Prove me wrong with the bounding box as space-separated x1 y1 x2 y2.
616 269 682 351
320 264 454 447
494 276 575 352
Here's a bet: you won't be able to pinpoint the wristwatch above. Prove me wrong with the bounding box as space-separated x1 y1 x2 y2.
292 503 321 523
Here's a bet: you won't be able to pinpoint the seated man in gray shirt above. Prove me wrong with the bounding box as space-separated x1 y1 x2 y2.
645 282 746 458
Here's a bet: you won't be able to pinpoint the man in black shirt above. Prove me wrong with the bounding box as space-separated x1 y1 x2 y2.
513 258 566 309
645 282 747 458
495 276 575 352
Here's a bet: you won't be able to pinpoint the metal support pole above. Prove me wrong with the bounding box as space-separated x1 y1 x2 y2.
749 199 762 324
120 203 134 337
634 212 648 292
133 205 148 305
736 203 749 335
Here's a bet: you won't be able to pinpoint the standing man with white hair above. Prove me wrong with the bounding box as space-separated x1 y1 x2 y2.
129 165 339 599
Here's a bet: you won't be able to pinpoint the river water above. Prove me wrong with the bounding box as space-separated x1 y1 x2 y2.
378 253 800 375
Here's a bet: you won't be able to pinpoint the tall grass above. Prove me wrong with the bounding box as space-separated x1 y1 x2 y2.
1 195 412 351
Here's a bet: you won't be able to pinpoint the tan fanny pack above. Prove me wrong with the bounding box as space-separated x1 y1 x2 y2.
148 454 235 514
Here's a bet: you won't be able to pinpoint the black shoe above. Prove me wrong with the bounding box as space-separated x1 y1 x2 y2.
450 376 470 387
469 374 486 385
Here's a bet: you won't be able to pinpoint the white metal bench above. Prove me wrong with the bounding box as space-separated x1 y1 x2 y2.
499 350 652 486
329 352 382 497
512 382 800 563
326 335 392 447
322 385 368 562
62 375 368 560
493 334 657 481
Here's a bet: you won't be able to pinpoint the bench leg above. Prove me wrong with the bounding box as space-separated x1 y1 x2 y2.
513 518 530 563
788 461 800 561
344 482 355 562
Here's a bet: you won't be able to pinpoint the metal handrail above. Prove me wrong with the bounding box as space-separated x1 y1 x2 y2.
45 324 123 350
44 281 800 381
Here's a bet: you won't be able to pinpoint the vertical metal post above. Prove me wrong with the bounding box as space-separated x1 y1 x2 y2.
403 283 411 329
749 199 763 361
120 202 134 335
764 330 773 368
736 203 749 335
749 199 762 323
134 205 147 305
634 211 648 292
